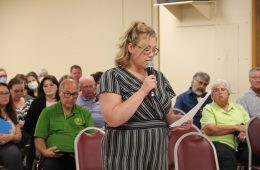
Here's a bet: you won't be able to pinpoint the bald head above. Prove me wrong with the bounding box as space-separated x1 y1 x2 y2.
59 79 79 92
79 76 96 100
79 76 95 85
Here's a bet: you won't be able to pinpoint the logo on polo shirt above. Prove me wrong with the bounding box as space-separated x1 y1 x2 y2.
74 118 83 125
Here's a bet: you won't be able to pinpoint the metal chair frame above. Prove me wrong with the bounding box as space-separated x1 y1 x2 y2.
174 131 219 170
74 127 105 170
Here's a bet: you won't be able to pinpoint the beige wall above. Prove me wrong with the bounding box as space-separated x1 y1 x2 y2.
0 0 253 102
158 0 252 102
0 0 156 80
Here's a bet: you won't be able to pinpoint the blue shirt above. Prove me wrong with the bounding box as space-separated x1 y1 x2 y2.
236 88 260 118
76 95 104 128
174 87 212 128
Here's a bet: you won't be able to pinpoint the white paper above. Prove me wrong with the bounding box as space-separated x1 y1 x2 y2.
170 90 212 127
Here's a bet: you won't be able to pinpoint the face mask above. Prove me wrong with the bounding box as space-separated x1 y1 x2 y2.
28 81 38 90
0 77 7 83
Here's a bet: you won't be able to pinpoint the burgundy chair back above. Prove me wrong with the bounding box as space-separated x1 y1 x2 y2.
168 125 200 169
174 132 219 170
246 114 260 169
75 127 105 170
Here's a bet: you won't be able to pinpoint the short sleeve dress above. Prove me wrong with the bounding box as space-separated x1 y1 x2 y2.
98 67 175 170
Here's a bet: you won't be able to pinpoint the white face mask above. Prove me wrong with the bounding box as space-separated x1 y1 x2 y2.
28 81 38 90
0 77 7 83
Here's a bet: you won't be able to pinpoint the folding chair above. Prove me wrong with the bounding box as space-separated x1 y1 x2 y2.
168 125 200 170
74 127 105 170
246 114 260 170
174 132 219 170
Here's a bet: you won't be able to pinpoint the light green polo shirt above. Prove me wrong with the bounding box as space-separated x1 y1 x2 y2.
201 101 250 149
34 101 93 152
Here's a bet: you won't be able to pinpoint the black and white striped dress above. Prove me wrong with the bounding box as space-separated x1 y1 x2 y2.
99 67 175 170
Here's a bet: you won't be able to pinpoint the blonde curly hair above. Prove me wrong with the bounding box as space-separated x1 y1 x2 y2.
115 21 156 68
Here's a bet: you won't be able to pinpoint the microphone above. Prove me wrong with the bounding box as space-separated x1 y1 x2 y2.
145 61 155 97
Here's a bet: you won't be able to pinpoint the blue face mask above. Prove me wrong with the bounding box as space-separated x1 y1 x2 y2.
0 77 7 83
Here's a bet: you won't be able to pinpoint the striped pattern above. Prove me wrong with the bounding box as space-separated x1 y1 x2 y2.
102 127 169 170
99 67 175 170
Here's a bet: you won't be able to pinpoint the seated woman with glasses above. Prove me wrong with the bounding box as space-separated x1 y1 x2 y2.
0 83 23 170
201 79 250 170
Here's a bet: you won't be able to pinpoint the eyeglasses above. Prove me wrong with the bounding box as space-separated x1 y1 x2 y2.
250 77 260 81
0 92 10 97
212 88 227 93
136 45 159 56
62 91 78 99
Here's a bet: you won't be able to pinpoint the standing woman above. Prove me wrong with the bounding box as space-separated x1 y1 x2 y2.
24 75 59 170
98 21 191 170
0 83 23 170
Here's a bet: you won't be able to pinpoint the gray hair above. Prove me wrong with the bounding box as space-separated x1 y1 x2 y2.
79 76 96 87
211 79 231 94
38 68 48 75
192 72 210 82
59 79 79 92
249 67 260 76
0 68 6 72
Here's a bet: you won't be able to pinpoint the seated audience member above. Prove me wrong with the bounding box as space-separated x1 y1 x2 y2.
24 75 59 170
34 79 93 170
77 76 104 128
38 68 49 82
0 68 7 83
201 79 250 170
26 72 40 98
14 74 34 100
8 77 32 164
0 83 23 170
91 71 103 85
174 72 212 128
237 67 260 118
70 65 82 83
8 78 33 128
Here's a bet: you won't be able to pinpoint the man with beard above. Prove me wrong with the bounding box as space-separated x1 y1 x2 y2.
174 72 211 128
